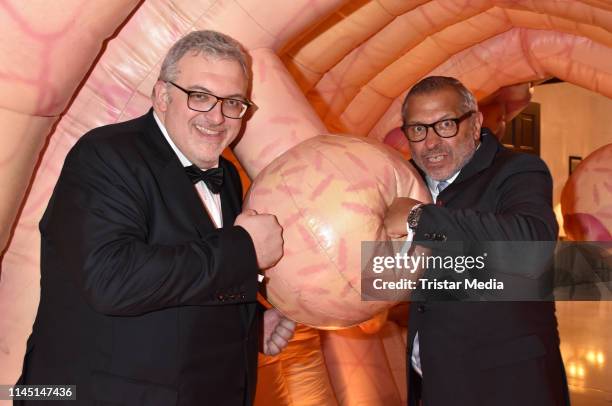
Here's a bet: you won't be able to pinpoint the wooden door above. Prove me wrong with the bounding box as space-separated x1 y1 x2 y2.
501 102 541 156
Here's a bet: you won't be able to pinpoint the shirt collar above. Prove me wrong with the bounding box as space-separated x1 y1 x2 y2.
426 170 461 195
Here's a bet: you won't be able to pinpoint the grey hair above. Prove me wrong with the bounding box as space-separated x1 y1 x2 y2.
401 76 477 127
158 30 251 83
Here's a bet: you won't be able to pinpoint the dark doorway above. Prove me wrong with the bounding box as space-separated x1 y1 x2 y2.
501 102 541 156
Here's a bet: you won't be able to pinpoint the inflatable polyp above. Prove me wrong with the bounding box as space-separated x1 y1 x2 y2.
244 134 431 329
561 143 612 241
383 126 411 160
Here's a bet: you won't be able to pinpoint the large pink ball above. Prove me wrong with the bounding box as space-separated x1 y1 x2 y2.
561 143 612 241
244 135 430 329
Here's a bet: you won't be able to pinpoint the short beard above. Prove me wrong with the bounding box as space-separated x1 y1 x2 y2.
416 137 478 181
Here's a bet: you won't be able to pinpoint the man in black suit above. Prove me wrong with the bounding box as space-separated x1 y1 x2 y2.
385 76 570 405
18 30 295 406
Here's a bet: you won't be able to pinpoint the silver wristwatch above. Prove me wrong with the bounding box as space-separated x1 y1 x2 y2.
407 203 424 232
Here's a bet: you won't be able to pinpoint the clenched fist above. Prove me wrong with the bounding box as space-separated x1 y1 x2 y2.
235 209 283 269
384 197 422 239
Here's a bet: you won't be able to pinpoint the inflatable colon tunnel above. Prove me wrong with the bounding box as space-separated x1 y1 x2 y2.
1 1 612 405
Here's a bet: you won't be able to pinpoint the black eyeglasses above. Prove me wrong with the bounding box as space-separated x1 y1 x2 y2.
167 81 254 119
403 111 476 142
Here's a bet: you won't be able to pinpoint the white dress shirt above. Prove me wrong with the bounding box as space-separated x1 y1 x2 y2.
410 169 461 376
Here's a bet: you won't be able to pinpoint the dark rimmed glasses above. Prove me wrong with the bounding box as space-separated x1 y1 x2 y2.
167 81 254 119
403 111 476 142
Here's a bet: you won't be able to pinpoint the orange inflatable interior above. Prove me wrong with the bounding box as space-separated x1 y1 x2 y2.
1 1 611 405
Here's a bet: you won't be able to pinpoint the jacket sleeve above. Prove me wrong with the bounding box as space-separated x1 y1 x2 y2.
40 136 258 316
413 155 558 289
415 154 558 242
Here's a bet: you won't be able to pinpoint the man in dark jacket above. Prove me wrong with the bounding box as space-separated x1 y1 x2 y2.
18 30 295 406
385 76 570 406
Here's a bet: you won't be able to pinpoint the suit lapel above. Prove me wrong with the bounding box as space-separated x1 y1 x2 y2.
159 160 216 238
218 158 241 228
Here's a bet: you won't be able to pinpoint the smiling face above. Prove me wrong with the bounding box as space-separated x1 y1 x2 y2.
153 53 248 169
404 87 483 181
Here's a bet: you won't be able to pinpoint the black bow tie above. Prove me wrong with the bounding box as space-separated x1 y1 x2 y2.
184 165 224 194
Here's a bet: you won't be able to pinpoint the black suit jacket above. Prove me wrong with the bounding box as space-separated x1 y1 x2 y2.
408 130 570 406
19 110 260 406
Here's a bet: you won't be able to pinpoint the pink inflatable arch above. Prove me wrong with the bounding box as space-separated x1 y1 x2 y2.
2 1 612 405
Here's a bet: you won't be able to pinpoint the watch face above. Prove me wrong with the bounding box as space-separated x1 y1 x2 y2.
408 205 422 229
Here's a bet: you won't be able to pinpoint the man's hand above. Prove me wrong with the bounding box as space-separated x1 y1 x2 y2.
384 197 423 239
263 308 296 356
235 209 283 269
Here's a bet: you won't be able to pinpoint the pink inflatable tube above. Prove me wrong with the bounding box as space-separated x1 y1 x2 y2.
2 1 612 405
